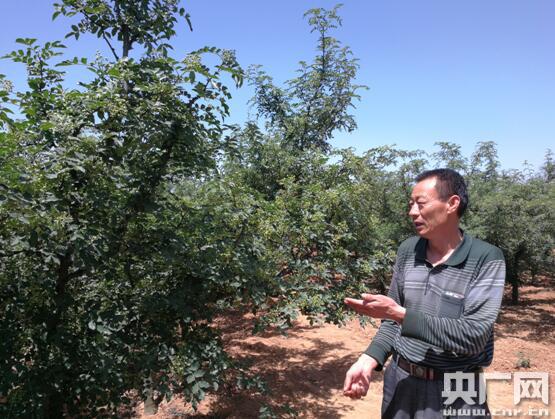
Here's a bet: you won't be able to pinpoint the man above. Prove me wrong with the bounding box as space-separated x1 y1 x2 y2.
343 169 505 418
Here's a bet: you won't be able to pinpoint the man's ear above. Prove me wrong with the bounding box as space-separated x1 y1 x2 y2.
447 195 461 215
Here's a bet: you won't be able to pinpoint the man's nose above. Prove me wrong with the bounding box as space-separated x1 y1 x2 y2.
408 204 420 219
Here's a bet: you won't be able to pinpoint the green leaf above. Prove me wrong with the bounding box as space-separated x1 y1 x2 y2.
107 67 121 77
197 380 209 389
185 13 193 32
15 38 36 46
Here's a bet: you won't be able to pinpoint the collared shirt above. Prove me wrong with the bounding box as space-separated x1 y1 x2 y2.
365 232 506 371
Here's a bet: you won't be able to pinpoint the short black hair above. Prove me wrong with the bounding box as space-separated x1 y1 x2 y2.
415 168 468 217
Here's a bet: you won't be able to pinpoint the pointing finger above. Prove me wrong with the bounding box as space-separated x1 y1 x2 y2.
344 298 366 310
344 297 364 305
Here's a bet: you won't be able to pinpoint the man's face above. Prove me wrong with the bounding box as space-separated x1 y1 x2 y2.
408 177 450 238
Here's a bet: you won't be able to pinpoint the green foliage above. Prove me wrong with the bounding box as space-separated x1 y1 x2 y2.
259 402 298 419
515 351 531 369
218 6 405 335
0 2 553 418
53 0 192 58
247 4 366 153
0 1 246 417
541 149 554 182
464 144 555 304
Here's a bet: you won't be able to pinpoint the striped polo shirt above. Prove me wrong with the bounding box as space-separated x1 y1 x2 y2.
365 232 506 371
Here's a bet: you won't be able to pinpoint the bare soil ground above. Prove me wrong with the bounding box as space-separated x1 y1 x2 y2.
139 279 555 418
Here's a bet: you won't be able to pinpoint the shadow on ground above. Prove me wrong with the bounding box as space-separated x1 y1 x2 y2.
169 311 380 418
496 285 555 344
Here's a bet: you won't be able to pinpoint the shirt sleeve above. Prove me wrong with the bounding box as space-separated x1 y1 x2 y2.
400 247 506 354
364 257 403 371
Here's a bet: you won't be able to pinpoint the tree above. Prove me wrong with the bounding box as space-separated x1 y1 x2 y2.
541 149 555 183
465 142 555 304
220 6 399 334
247 5 365 153
0 1 250 416
432 141 468 173
0 3 388 417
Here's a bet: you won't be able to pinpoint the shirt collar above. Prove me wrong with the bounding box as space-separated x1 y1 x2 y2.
414 230 472 266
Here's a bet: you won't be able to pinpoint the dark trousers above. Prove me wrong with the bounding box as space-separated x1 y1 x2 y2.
381 357 491 419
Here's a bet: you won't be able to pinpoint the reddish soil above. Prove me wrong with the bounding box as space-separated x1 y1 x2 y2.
140 279 555 418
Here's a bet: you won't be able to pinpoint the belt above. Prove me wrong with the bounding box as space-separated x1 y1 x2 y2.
393 353 444 380
392 353 483 381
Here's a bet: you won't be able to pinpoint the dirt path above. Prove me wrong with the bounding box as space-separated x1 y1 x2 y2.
141 281 554 418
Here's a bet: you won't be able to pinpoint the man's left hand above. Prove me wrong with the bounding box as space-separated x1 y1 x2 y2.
344 294 406 323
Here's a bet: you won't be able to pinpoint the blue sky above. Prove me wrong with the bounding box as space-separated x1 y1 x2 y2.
1 0 553 170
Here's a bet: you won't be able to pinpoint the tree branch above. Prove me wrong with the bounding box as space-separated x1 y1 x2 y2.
102 32 120 61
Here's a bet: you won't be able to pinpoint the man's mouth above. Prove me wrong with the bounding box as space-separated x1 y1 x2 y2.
414 222 424 229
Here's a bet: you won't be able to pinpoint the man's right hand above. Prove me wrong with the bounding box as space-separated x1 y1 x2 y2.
343 353 378 399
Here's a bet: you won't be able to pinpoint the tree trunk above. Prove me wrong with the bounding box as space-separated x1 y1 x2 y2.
511 280 519 305
143 392 158 415
509 250 523 305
